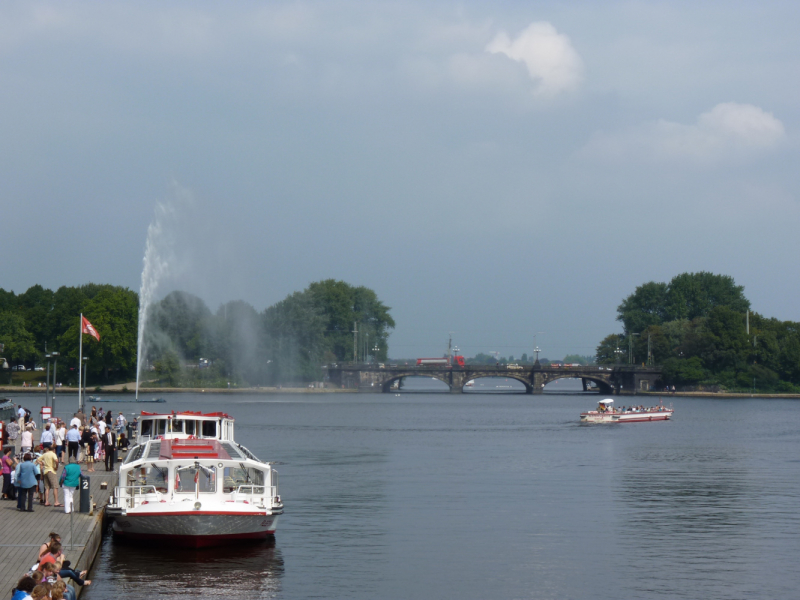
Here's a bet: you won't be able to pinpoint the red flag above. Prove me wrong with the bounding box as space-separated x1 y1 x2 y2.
82 316 101 341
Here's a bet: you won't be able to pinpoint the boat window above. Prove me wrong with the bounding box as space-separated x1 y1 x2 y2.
175 465 217 494
184 420 195 436
223 466 264 493
140 420 153 437
156 420 167 436
127 464 169 493
271 470 278 488
201 420 217 438
171 420 184 433
124 445 145 464
146 442 162 459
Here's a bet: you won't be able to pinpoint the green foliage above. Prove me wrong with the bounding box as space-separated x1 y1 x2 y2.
617 272 749 334
595 334 625 365
603 272 800 391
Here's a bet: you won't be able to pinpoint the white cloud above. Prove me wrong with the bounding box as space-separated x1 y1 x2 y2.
582 102 786 163
485 22 583 96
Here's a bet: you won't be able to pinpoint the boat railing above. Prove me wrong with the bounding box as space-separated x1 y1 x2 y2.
228 485 279 505
114 485 162 508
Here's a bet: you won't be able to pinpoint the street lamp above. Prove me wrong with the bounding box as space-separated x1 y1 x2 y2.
50 352 60 417
372 343 380 364
628 334 640 365
533 346 541 365
83 356 89 408
45 353 51 407
614 346 624 364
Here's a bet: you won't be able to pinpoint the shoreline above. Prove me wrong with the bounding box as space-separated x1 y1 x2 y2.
2 385 799 399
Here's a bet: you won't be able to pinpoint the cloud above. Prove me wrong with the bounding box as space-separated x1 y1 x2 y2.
582 103 786 163
485 22 583 96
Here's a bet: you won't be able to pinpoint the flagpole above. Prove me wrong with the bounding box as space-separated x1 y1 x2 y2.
78 314 83 413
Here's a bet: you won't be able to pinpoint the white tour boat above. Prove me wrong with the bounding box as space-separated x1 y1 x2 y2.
580 399 673 423
107 410 283 548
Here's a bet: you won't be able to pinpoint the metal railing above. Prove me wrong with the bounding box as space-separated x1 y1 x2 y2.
113 485 161 508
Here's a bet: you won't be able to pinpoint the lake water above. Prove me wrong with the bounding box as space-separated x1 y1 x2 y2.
33 383 798 599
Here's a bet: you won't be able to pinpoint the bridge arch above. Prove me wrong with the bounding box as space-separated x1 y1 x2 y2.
465 372 533 393
539 372 613 394
380 372 452 393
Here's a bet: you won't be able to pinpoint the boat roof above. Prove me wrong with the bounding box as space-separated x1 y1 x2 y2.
159 438 231 460
139 410 234 420
599 399 614 404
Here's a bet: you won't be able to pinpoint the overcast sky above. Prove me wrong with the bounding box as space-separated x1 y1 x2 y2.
1 1 798 360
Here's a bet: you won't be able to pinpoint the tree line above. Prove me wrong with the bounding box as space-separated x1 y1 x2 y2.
596 272 800 392
0 279 395 387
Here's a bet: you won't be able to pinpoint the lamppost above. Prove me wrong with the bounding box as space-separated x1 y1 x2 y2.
372 343 380 364
44 353 51 407
614 346 624 364
533 346 541 365
50 352 59 417
83 356 89 409
628 334 640 365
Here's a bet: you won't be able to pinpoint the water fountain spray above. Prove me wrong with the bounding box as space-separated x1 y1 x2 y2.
136 202 173 399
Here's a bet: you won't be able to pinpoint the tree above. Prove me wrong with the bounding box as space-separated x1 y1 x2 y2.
0 312 37 380
595 334 625 365
307 279 395 362
617 281 668 335
664 272 749 322
59 287 139 382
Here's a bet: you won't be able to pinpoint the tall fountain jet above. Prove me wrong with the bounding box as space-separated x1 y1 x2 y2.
136 203 172 400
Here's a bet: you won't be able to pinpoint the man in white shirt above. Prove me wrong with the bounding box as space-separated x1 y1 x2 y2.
70 414 82 429
55 422 67 464
97 419 107 436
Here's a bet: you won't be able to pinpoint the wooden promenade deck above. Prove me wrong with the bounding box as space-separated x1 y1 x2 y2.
0 464 117 598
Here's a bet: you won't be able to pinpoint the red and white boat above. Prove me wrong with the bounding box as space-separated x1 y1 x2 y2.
580 399 673 423
107 411 283 548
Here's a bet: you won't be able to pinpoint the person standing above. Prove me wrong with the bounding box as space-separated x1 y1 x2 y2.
2 447 17 500
115 412 127 436
39 446 60 507
55 421 66 464
65 424 81 461
40 424 54 450
20 425 34 455
81 428 95 472
103 429 116 471
7 418 20 454
60 457 82 514
15 453 39 512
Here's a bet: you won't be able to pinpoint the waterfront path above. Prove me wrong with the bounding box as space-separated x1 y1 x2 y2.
0 467 117 597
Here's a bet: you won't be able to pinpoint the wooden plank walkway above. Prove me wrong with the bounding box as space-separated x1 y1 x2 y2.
0 462 117 598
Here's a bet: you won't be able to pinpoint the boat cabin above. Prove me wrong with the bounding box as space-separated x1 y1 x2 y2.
136 411 235 444
117 437 277 509
597 399 614 413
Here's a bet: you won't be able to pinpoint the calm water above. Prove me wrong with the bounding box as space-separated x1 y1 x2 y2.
30 385 796 599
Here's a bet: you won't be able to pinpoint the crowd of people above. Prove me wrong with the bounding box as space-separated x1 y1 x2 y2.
10 531 92 600
3 406 138 599
1 405 136 511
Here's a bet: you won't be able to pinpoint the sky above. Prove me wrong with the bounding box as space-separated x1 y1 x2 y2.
1 1 798 360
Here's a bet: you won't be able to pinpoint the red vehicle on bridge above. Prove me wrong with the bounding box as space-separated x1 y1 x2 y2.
416 356 466 367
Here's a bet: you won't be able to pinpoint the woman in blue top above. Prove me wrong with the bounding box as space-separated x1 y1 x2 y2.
15 453 40 512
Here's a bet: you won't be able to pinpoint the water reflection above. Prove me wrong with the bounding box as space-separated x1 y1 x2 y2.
84 529 284 599
617 447 756 599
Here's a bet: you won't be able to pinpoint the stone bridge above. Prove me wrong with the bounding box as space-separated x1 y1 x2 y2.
325 363 663 395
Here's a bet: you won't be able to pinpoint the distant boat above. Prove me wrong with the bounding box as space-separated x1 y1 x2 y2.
580 399 673 423
139 398 166 403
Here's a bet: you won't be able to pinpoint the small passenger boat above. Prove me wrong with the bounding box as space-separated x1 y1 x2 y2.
580 399 673 423
107 410 283 547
